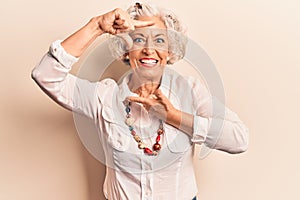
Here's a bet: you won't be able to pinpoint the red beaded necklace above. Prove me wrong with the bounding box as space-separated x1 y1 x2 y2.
125 102 164 156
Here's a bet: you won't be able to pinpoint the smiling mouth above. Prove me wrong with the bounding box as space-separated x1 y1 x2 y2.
139 59 159 64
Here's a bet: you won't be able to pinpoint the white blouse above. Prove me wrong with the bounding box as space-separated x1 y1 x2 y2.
31 40 249 200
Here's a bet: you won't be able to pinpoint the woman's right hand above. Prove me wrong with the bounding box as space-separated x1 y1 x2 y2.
97 8 154 35
61 8 153 58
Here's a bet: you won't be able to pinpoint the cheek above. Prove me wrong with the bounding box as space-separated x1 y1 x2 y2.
157 51 169 62
128 51 141 67
128 51 138 60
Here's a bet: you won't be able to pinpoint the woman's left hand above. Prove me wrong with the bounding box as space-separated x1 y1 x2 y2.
128 89 194 135
127 89 178 121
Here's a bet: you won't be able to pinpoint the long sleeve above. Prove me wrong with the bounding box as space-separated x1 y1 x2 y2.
190 78 249 154
31 40 104 122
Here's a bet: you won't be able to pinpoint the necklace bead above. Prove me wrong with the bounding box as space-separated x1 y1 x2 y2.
131 130 136 136
153 143 161 151
156 135 161 143
129 126 134 131
157 129 164 135
125 107 131 113
144 147 153 155
134 135 141 143
125 103 164 156
125 117 135 126
138 142 146 149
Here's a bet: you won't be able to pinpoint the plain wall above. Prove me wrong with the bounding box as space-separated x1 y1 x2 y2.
0 0 299 199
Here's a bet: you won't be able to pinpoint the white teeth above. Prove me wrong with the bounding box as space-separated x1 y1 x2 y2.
140 59 158 64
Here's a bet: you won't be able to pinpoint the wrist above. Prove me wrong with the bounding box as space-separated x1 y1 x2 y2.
166 109 194 135
91 16 105 36
50 40 79 67
166 108 181 126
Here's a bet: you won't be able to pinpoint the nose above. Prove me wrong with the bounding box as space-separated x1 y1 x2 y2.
142 38 155 55
142 47 155 55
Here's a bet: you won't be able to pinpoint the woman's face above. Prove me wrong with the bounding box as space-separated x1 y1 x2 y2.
128 16 169 73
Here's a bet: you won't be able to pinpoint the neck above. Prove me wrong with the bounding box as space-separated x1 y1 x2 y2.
134 83 160 98
128 74 161 98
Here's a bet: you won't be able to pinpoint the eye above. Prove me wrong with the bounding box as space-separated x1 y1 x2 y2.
133 37 145 43
155 38 165 43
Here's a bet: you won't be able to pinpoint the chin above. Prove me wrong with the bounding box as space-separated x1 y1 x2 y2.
134 65 165 83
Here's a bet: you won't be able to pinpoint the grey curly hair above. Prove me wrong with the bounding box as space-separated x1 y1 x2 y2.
108 2 187 65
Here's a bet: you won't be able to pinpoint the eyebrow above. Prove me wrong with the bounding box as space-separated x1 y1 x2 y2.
131 33 167 37
154 33 166 37
132 33 145 37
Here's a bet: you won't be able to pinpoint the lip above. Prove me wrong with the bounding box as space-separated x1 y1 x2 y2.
138 58 159 68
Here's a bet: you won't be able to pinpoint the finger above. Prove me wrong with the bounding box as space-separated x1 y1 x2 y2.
149 94 158 100
114 21 134 33
154 89 161 95
133 20 154 28
127 96 151 105
154 89 171 110
113 24 129 29
115 18 125 25
106 26 118 35
154 89 165 99
113 9 134 31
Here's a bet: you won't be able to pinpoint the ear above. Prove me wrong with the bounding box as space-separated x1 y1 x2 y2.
166 51 173 64
122 53 130 66
166 51 171 63
124 53 129 59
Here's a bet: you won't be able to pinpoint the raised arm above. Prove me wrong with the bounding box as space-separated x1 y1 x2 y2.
31 8 154 120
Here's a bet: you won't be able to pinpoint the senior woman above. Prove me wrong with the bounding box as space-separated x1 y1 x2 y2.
32 3 249 200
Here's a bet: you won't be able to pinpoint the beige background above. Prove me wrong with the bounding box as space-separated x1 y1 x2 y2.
0 0 299 199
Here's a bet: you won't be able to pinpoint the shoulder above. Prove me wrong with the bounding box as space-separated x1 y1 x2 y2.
95 78 119 106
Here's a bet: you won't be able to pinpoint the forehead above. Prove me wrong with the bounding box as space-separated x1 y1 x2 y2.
130 28 167 38
131 16 167 37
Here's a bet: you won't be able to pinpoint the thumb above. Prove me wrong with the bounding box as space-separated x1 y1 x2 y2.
154 89 165 99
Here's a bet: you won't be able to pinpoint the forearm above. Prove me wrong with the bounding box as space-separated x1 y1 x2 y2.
166 103 249 154
61 16 104 57
166 109 194 137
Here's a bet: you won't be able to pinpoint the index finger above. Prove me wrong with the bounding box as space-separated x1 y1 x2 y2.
132 20 154 28
154 89 166 99
127 96 151 105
